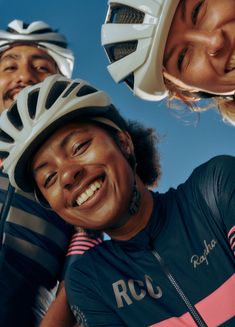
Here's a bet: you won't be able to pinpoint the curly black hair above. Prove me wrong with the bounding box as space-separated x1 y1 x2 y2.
95 119 161 189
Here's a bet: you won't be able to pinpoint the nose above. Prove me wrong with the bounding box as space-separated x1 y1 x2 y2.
60 164 83 190
15 65 39 85
185 29 225 56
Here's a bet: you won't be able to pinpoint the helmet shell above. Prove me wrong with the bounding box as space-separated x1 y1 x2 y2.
102 0 180 101
0 75 126 192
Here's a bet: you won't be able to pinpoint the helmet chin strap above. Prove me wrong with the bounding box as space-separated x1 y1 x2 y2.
128 155 141 216
128 177 141 215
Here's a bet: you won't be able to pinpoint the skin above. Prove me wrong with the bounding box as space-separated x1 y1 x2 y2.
0 44 58 112
32 122 153 240
164 0 235 94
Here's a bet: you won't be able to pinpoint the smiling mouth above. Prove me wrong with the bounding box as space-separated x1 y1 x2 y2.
74 178 103 207
3 87 24 103
226 50 235 72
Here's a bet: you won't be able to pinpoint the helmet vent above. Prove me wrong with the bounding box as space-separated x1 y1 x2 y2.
7 103 23 130
0 128 14 143
63 82 80 97
45 81 69 109
124 73 134 90
0 151 9 159
27 90 39 119
105 41 137 63
76 85 97 97
107 5 144 24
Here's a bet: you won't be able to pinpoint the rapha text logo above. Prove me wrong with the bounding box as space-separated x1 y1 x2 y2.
191 239 217 269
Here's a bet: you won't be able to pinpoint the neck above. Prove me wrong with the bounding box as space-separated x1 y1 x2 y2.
105 177 153 241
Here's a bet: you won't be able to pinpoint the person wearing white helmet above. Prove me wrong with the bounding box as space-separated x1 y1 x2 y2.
0 74 234 326
101 0 235 125
0 19 74 112
0 19 97 327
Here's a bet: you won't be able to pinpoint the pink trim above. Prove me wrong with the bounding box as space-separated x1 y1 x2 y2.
150 274 235 327
149 313 197 326
69 241 98 248
66 250 85 256
68 245 93 251
229 234 235 246
228 226 235 238
70 236 102 245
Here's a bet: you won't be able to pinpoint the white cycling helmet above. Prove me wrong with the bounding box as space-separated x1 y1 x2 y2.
0 19 74 77
0 74 127 192
101 0 180 101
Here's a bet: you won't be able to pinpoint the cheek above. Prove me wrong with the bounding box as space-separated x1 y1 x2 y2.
0 75 8 94
182 60 217 88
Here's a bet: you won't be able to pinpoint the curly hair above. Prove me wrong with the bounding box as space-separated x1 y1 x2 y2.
97 119 161 189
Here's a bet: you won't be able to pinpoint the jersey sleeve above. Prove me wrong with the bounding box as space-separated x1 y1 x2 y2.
65 254 125 327
61 230 103 280
192 155 235 256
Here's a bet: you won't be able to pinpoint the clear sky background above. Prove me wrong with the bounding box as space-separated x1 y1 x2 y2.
1 0 234 193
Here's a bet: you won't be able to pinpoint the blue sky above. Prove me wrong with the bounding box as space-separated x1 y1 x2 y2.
1 0 234 192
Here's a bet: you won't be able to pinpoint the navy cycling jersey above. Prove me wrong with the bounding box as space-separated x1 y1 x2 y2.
66 156 235 327
0 170 73 326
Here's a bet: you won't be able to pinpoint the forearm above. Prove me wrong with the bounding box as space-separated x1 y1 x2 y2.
39 283 76 327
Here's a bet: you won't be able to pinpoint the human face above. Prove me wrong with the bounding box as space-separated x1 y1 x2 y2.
0 45 58 113
32 122 134 230
164 0 235 94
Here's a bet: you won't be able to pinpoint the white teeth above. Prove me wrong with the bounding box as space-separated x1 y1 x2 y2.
227 51 235 71
75 180 102 206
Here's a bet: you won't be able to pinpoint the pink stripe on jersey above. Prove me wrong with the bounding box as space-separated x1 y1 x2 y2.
150 274 235 327
66 232 102 256
70 238 101 246
228 226 235 254
228 226 235 238
67 250 86 255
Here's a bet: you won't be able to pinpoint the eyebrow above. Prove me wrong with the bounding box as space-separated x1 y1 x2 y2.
0 53 54 63
163 0 186 67
180 0 186 22
59 130 84 148
33 161 48 176
163 46 176 67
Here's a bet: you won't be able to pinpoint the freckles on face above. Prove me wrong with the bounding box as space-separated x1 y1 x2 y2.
164 0 235 93
32 122 134 230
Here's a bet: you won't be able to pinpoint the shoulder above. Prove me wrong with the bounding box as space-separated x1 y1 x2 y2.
184 155 234 189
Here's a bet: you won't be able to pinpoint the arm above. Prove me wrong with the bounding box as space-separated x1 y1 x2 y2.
65 249 125 327
39 282 76 327
39 230 104 327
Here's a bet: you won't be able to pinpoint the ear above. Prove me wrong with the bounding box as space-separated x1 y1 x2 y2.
117 131 134 157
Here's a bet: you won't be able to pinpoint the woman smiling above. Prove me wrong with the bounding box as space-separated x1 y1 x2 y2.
102 0 235 125
0 75 234 326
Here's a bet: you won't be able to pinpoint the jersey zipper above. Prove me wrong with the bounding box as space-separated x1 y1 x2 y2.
151 248 208 327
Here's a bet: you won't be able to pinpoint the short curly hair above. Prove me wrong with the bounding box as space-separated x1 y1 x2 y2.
96 119 161 189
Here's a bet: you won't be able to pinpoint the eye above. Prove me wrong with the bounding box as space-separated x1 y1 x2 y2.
191 0 205 25
2 65 16 72
44 172 57 188
72 140 91 157
33 65 50 73
177 48 188 71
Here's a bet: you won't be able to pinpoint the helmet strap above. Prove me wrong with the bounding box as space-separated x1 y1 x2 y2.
34 186 52 210
128 158 141 215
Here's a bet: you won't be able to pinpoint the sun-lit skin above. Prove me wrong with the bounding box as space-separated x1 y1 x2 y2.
32 122 153 240
0 44 58 113
164 0 235 94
